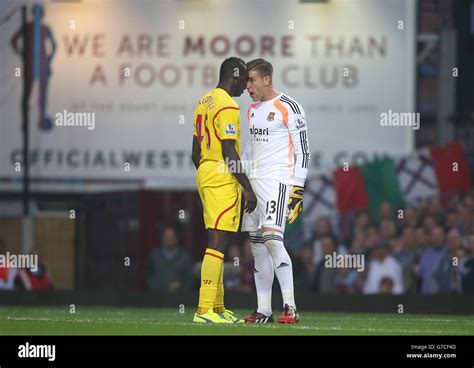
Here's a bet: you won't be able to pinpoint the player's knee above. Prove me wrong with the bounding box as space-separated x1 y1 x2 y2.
262 231 291 267
207 238 225 252
207 244 224 253
207 238 224 253
249 231 265 254
250 241 267 260
207 229 229 252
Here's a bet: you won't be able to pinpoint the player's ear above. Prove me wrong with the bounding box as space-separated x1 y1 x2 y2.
232 75 240 86
263 75 271 87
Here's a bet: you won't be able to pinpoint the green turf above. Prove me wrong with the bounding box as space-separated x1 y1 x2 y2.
0 306 473 335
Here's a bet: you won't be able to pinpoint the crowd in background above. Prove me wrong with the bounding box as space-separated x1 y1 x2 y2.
146 189 474 295
292 189 474 295
3 190 473 295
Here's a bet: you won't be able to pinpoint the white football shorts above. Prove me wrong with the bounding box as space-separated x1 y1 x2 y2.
241 179 291 233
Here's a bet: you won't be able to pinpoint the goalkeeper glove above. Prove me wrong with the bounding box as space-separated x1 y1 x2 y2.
287 185 304 224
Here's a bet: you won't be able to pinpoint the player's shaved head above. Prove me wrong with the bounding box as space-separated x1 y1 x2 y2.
247 58 273 79
217 57 248 97
219 57 247 81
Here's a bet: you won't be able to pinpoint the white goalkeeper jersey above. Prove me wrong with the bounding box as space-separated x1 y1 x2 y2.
242 93 310 187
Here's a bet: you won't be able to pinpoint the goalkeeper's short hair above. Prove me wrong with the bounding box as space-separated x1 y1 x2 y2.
247 58 273 78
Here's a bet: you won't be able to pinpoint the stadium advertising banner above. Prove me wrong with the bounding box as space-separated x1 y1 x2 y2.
0 0 415 190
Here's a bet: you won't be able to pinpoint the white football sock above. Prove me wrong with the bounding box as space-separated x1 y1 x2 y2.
263 231 296 310
249 231 274 316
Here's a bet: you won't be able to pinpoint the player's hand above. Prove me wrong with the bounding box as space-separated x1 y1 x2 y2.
287 186 304 224
243 187 257 213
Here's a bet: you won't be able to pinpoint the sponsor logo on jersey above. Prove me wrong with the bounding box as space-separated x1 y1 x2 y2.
267 112 275 121
250 126 269 142
250 126 269 137
295 117 306 130
225 124 236 136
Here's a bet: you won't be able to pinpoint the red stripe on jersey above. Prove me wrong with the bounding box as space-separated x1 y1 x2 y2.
205 252 224 261
213 186 239 229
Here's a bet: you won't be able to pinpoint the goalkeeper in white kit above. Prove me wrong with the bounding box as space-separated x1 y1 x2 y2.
241 59 310 324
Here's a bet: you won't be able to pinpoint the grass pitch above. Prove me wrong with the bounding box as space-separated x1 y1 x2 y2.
0 306 473 335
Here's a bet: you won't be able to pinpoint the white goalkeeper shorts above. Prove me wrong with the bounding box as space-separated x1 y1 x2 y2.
241 179 291 233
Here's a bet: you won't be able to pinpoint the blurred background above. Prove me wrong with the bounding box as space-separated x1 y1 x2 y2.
0 0 473 313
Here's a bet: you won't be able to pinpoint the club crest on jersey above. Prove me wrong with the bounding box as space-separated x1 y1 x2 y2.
267 112 275 121
225 124 236 136
251 112 255 117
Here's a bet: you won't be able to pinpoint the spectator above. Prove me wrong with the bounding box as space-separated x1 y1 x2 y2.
224 240 256 294
461 233 474 293
454 247 467 293
353 211 370 236
15 248 53 290
313 236 338 294
398 207 418 229
458 205 473 236
379 220 397 241
363 240 404 294
391 238 415 293
224 243 242 289
378 276 394 294
335 265 360 294
417 226 447 294
445 211 458 232
423 215 438 235
145 225 192 293
414 227 430 249
235 239 255 294
350 231 367 255
310 217 335 266
294 245 316 291
401 227 417 249
427 197 445 225
0 237 18 290
400 228 419 293
434 229 463 293
379 202 394 222
365 225 381 249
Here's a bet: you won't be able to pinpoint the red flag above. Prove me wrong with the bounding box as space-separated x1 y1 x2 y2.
430 142 471 193
333 167 369 212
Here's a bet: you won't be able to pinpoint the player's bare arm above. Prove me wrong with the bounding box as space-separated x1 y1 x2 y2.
191 136 201 170
221 139 257 213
